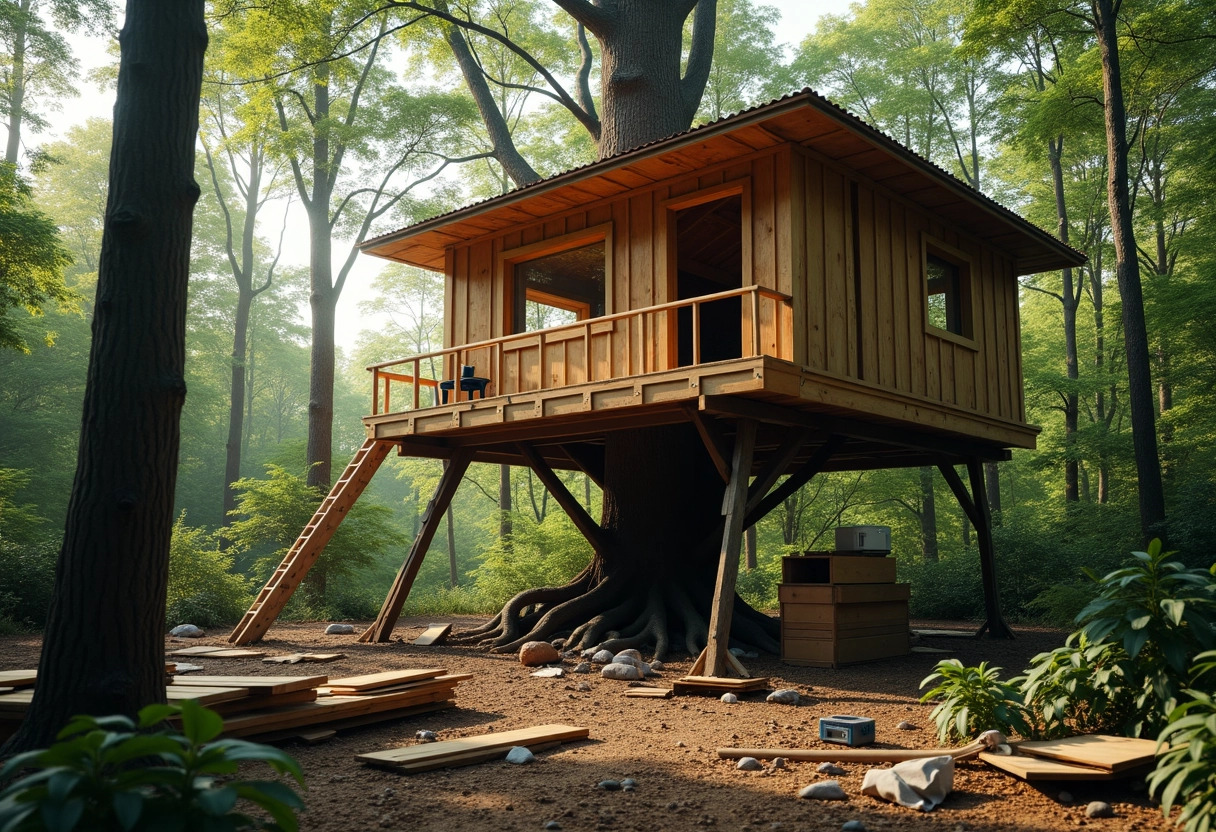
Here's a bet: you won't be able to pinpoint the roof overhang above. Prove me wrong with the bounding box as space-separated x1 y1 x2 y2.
360 89 1085 276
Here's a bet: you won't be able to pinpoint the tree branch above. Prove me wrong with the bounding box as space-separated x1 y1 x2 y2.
549 0 613 37
575 23 598 125
680 0 717 123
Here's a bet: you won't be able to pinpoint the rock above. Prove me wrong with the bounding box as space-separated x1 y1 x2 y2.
766 689 801 705
520 641 561 666
561 650 579 660
729 647 746 656
611 655 641 669
641 662 662 677
597 780 621 791
720 693 739 704
601 662 643 681
1085 801 1115 819
531 666 564 678
613 649 643 664
736 757 764 771
324 623 355 635
841 821 867 832
650 660 665 671
799 781 847 801
771 757 787 770
818 763 847 775
592 649 615 664
1058 791 1073 804
897 720 917 731
415 730 437 742
544 822 563 830
505 746 535 764
551 638 565 649
169 624 204 638
676 741 687 747
573 662 592 674
576 681 592 692
621 778 637 790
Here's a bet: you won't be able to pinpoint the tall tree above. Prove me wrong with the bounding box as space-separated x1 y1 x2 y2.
2 0 206 752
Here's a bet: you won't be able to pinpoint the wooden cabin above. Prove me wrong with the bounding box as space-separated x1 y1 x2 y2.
228 89 1083 655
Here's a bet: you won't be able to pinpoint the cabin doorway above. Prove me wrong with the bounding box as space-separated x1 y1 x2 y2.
672 193 744 367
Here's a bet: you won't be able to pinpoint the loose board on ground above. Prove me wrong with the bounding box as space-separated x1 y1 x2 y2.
1013 735 1158 773
357 724 589 771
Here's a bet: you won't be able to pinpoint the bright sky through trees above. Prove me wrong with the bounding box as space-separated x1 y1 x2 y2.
36 0 853 351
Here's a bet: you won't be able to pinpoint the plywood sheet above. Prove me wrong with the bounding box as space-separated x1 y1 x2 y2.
980 752 1118 781
168 646 267 658
413 624 452 646
624 688 673 699
673 676 769 695
165 686 253 706
220 683 464 738
1014 735 1158 773
0 670 36 688
327 669 444 692
168 675 327 695
357 724 589 768
263 653 345 664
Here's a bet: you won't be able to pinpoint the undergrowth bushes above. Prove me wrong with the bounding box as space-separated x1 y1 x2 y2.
166 514 252 629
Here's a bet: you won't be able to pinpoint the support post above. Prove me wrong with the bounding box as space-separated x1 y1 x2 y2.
360 449 473 642
704 418 757 677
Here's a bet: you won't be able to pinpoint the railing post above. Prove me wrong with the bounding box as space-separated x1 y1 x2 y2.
750 287 761 357
692 299 701 366
371 370 379 415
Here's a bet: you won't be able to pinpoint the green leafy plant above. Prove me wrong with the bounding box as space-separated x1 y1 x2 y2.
0 700 304 831
1074 539 1216 735
167 514 252 628
1149 651 1216 832
919 659 1031 743
1017 633 1136 738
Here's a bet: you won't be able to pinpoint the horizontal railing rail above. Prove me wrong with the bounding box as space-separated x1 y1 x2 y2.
368 285 793 416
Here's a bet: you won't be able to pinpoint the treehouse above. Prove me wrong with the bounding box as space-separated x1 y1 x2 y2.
229 90 1083 672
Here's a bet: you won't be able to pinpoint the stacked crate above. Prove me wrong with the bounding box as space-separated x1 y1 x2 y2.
779 553 910 667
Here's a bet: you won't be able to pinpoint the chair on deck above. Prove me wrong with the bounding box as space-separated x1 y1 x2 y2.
439 364 490 404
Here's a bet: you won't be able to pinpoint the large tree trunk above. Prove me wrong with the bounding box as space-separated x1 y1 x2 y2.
452 424 779 659
2 0 205 752
1093 0 1165 539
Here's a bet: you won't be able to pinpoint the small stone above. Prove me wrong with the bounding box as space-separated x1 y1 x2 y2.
601 662 642 681
650 660 665 671
641 662 662 677
799 781 847 801
766 689 800 705
520 641 561 666
324 623 355 635
721 693 738 704
169 624 204 638
897 721 916 731
415 730 437 742
573 662 592 674
1058 791 1074 804
562 650 579 659
576 681 592 692
551 638 565 649
729 647 746 656
676 741 687 747
736 757 764 771
505 747 535 764
1085 801 1115 819
818 763 847 775
597 780 621 791
531 666 564 678
592 649 615 664
770 757 787 770
544 823 563 830
842 822 867 832
613 649 643 664
621 778 637 789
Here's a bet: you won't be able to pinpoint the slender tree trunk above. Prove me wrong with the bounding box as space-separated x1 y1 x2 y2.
984 461 1001 519
2 0 206 752
447 507 458 588
4 0 30 165
1093 0 1166 539
223 289 253 522
1049 137 1081 503
918 466 938 562
745 525 757 570
306 198 336 490
499 463 512 548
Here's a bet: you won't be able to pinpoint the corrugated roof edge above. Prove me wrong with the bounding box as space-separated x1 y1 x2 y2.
358 87 1086 269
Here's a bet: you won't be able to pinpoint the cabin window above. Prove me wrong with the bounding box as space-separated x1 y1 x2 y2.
924 242 973 340
512 240 606 333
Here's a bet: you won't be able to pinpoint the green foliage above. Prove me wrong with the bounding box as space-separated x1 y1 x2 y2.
1017 634 1137 738
0 163 77 353
471 511 591 608
166 514 252 628
1150 651 1216 832
0 700 304 831
919 659 1031 743
903 555 985 620
0 537 57 632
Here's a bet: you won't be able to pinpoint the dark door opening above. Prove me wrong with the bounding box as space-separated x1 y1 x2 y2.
674 194 744 366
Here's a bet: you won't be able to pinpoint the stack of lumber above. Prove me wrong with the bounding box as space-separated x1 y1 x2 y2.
980 735 1158 781
358 724 589 773
0 668 469 743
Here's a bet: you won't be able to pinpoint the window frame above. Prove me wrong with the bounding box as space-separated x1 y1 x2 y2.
921 234 977 348
499 223 613 335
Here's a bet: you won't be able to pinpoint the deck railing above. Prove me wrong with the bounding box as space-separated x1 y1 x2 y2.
367 285 793 415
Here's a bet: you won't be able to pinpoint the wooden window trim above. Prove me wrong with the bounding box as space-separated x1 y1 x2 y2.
921 234 978 350
499 223 613 334
660 179 753 298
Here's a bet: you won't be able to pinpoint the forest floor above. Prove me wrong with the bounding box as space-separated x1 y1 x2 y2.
0 618 1169 832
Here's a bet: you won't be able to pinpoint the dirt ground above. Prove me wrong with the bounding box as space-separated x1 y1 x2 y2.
0 618 1170 832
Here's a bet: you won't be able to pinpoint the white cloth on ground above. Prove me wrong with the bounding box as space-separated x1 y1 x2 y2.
860 755 954 812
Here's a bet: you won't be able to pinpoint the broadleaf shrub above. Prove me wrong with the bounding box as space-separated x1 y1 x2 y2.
1150 651 1216 832
166 514 251 628
919 659 1030 743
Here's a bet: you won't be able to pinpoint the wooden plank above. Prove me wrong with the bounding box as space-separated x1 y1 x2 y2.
165 686 253 706
624 688 673 699
263 653 346 664
979 752 1120 781
168 675 326 695
168 648 267 659
413 624 452 646
326 669 445 693
207 689 319 715
673 676 768 696
357 724 590 768
384 741 566 774
1013 736 1158 773
322 673 473 697
0 671 37 688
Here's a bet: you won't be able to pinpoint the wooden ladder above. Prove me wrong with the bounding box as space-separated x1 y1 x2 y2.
227 438 395 645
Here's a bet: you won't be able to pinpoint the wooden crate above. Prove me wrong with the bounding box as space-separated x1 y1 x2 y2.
778 582 910 604
781 630 910 668
782 555 896 584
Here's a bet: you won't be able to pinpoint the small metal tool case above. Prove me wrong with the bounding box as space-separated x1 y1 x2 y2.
818 715 875 746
